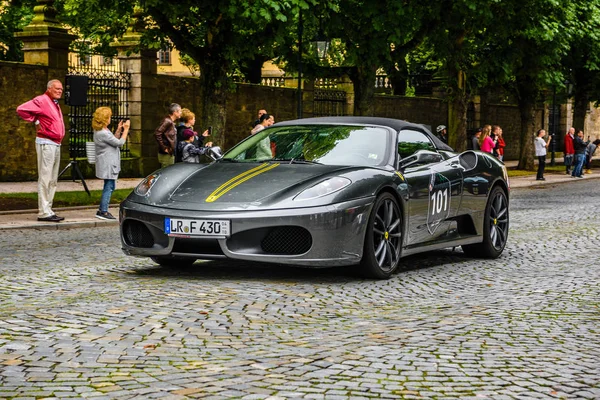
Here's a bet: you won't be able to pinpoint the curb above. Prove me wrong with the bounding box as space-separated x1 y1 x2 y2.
0 204 120 216
0 219 118 231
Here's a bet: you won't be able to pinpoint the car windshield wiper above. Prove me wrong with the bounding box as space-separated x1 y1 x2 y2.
271 158 323 165
218 158 240 163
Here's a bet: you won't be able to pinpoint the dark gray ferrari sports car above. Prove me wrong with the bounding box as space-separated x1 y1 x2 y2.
120 116 509 279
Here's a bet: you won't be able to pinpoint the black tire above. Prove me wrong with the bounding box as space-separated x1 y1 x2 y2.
462 186 509 258
359 193 403 279
151 256 196 267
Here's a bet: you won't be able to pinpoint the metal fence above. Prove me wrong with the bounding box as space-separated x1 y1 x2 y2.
67 55 132 159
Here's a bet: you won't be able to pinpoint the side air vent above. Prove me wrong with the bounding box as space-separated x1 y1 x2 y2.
459 151 478 171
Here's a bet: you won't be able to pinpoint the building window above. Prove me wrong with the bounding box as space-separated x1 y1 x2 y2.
158 47 171 65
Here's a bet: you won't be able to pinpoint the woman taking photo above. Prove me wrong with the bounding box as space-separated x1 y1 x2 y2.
92 107 130 220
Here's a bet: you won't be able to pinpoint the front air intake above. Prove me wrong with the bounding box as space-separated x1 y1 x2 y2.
261 226 312 255
123 220 154 248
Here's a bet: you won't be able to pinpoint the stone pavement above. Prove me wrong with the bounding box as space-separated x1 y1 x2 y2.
1 162 599 231
0 180 598 399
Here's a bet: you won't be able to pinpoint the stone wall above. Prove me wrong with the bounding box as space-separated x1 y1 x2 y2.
0 57 594 182
147 78 299 166
480 101 544 161
372 95 448 134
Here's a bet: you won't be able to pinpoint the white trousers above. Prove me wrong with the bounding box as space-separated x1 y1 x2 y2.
36 143 61 218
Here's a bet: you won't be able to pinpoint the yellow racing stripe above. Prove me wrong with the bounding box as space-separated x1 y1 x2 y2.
205 163 280 202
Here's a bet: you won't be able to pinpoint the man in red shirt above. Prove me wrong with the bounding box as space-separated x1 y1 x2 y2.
564 127 575 175
17 79 66 222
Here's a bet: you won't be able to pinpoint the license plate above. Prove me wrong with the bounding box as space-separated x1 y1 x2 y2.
165 218 230 237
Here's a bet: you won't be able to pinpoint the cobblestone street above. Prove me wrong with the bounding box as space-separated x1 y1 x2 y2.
0 180 598 399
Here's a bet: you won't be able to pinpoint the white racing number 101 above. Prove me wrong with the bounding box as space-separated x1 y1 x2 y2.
427 172 451 235
430 188 449 216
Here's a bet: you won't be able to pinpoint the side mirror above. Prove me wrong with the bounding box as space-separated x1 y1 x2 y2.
206 146 223 160
399 149 443 169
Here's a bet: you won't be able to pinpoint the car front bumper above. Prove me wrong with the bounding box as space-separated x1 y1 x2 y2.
120 197 374 267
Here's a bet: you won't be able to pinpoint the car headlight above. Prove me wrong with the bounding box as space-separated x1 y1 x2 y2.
135 173 159 196
294 177 351 201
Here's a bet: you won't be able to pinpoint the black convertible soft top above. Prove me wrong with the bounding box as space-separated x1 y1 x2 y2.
275 116 454 152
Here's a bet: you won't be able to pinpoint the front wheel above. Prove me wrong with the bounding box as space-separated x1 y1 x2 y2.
462 186 509 258
359 193 403 279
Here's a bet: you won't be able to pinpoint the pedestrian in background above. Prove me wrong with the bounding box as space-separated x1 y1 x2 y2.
564 127 575 175
154 103 181 168
178 129 213 163
251 113 275 159
584 139 600 174
251 113 274 135
16 79 66 223
175 108 209 162
468 127 482 150
535 129 551 181
92 107 129 220
572 130 588 178
436 125 448 144
492 125 506 161
480 125 495 154
250 108 267 132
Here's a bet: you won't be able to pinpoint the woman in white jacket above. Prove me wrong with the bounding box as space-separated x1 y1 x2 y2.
92 107 129 220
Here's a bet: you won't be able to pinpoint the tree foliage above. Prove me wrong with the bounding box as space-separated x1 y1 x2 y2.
0 0 35 61
4 0 600 161
323 0 432 115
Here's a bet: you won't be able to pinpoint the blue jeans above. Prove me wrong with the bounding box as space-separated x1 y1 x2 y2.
99 179 115 213
572 154 585 177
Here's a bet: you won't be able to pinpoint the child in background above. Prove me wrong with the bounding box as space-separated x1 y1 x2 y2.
178 129 213 163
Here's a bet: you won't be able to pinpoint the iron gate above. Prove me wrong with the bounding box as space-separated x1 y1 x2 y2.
67 56 132 158
313 78 347 117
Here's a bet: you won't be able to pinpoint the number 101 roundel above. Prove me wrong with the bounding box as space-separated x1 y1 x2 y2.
120 117 509 279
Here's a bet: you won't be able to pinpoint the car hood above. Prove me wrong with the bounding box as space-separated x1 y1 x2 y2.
165 162 353 210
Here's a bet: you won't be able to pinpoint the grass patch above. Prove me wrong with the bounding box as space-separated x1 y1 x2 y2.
0 189 133 211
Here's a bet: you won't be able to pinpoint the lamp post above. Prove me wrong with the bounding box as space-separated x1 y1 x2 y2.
297 10 330 119
297 9 303 118
550 85 557 166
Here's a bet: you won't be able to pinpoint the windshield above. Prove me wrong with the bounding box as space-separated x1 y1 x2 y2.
223 125 390 167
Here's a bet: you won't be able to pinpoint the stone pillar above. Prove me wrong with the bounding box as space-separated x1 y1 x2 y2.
111 7 160 175
302 79 314 118
338 75 355 116
15 0 76 72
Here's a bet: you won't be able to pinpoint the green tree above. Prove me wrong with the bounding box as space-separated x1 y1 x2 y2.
482 0 577 169
421 0 495 151
36 0 324 142
323 0 432 116
0 0 35 61
563 1 600 133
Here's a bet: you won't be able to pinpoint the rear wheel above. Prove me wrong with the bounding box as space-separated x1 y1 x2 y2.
360 193 403 279
151 256 196 267
462 186 509 258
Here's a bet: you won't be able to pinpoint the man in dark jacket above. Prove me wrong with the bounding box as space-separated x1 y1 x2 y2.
571 130 589 178
155 103 181 168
